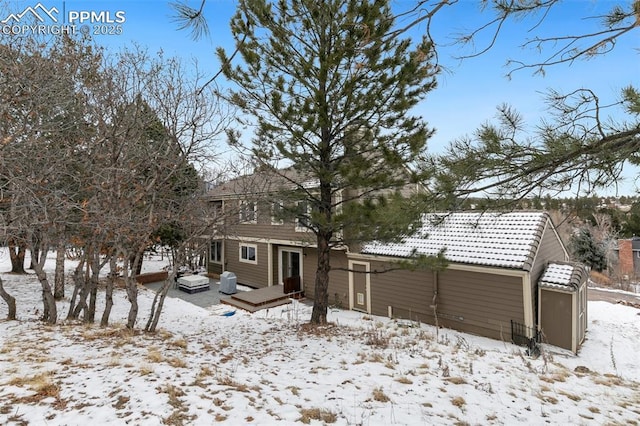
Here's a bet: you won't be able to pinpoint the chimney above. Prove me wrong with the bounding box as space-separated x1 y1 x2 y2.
618 239 633 278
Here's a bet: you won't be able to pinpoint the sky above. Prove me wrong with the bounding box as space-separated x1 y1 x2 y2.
2 0 638 195
1 249 640 424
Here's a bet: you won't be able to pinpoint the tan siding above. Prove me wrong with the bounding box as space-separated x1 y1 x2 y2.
345 257 526 340
230 222 316 243
368 263 434 323
304 248 349 307
437 269 524 340
223 240 269 288
529 221 570 329
220 198 317 243
531 222 568 284
207 263 223 276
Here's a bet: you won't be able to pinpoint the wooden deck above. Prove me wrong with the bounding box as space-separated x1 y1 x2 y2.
221 285 303 313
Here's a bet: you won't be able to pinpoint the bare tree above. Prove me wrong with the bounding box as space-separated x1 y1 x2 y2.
0 276 16 320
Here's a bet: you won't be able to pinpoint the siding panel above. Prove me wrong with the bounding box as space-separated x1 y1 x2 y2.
368 263 434 323
437 269 524 340
224 240 269 288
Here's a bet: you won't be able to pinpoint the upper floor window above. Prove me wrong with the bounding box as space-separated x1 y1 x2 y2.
271 200 284 225
295 200 311 232
239 200 257 223
211 200 223 218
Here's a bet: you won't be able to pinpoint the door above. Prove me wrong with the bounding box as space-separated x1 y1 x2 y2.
349 261 370 313
278 247 303 293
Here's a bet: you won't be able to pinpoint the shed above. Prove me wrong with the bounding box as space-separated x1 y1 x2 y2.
350 211 576 348
538 262 588 354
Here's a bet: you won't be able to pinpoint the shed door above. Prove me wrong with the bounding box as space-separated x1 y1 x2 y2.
539 289 573 351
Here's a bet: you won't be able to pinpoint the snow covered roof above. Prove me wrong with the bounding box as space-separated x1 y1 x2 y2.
361 211 550 270
539 262 587 291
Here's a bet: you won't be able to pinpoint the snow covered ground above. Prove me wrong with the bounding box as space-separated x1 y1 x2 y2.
0 249 639 425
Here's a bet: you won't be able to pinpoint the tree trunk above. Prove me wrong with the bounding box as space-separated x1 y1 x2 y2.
67 255 86 320
30 244 39 270
310 233 331 324
8 238 26 274
32 249 57 324
145 275 173 332
129 249 144 276
101 256 117 327
126 277 138 329
29 229 44 270
0 277 17 320
86 251 99 323
125 250 142 329
54 244 65 299
72 257 92 319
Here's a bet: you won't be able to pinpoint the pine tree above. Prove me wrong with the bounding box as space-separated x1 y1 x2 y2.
570 228 607 272
218 0 438 324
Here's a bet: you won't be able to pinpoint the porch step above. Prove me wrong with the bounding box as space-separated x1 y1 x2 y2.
220 297 293 313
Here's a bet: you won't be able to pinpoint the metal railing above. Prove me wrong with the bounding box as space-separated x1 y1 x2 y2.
511 320 540 357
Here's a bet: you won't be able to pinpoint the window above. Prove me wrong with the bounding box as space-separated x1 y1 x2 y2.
239 243 257 264
295 200 311 232
210 241 222 263
239 201 257 223
211 200 223 219
271 200 284 225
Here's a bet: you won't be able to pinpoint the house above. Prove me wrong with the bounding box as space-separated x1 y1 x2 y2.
206 173 587 353
612 237 640 280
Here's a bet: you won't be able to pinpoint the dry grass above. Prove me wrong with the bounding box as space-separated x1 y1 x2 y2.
395 376 413 384
363 326 390 348
298 407 337 424
445 377 467 385
297 322 339 338
159 384 185 410
157 329 173 341
218 376 249 392
538 393 559 405
592 374 625 387
169 338 188 350
192 366 214 387
146 347 164 363
451 396 466 409
9 372 59 398
287 386 301 396
589 270 611 285
372 387 390 403
558 390 581 402
540 371 570 384
139 365 154 376
81 326 136 344
369 352 385 363
167 357 187 368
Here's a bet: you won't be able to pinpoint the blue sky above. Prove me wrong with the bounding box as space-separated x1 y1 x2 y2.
3 0 639 195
